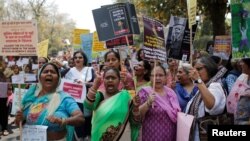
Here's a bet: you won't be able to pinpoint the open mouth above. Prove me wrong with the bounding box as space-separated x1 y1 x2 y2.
106 84 115 90
45 76 53 83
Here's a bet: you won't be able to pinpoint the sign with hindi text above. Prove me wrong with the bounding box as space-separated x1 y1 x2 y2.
0 20 38 56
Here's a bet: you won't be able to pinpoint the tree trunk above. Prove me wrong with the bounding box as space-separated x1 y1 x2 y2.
208 1 227 39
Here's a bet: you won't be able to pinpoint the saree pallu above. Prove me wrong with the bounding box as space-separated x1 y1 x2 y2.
22 85 75 141
90 90 138 141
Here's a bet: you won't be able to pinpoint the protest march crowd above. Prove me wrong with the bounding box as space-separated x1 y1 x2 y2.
0 1 250 141
0 47 249 141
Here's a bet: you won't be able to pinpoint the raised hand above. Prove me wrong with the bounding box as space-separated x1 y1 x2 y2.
92 70 102 90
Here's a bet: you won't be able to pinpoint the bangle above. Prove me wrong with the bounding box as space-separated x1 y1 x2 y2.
89 87 97 94
86 96 95 102
61 118 66 127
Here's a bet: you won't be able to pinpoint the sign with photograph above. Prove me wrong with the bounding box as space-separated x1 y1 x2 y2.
143 17 166 62
166 16 197 61
92 3 140 41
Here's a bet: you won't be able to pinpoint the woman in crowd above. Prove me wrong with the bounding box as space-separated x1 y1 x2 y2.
0 72 9 136
225 59 242 93
185 56 227 141
84 67 141 141
136 48 145 62
38 57 49 69
134 60 151 92
98 50 134 92
64 50 94 140
175 63 198 111
138 64 180 141
166 58 179 88
234 58 250 125
15 63 84 141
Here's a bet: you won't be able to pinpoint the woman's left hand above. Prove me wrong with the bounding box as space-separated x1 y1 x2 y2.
47 115 63 125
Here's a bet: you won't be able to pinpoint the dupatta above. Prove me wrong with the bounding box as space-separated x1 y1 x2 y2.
91 90 133 141
139 86 181 123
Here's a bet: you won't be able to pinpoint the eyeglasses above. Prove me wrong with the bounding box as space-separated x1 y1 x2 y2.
74 56 83 59
196 66 205 71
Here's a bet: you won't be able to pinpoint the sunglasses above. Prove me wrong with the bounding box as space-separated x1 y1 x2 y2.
196 66 205 71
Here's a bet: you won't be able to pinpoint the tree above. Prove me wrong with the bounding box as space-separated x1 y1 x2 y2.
118 0 229 38
1 0 76 55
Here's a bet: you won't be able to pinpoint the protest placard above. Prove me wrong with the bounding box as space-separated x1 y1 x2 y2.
0 20 38 56
81 33 93 64
22 125 48 141
166 16 197 61
11 88 27 115
93 3 140 41
143 17 166 62
38 39 49 58
214 36 231 60
231 1 250 58
106 35 133 48
59 79 86 103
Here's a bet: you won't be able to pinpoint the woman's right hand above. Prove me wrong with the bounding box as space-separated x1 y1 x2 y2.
93 70 102 90
147 93 156 106
15 110 24 126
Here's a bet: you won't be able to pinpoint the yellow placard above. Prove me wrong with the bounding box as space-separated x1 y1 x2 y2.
187 0 197 28
73 29 90 44
37 39 49 57
92 32 106 52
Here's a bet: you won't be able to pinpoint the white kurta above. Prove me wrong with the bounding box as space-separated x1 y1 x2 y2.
185 82 226 141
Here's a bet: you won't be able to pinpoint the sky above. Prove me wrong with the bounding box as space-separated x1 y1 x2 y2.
51 0 114 32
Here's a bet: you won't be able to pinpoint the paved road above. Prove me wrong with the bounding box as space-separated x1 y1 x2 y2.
0 117 20 141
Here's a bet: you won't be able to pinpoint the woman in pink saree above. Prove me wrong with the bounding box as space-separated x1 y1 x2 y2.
138 64 180 141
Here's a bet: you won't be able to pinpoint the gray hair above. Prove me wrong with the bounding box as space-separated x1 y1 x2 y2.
195 57 218 79
178 63 192 74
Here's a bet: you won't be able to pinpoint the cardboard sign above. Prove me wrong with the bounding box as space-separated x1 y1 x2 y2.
0 20 38 56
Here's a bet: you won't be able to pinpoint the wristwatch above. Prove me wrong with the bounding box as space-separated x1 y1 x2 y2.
194 78 203 84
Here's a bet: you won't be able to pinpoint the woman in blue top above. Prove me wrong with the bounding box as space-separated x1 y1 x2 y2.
15 62 84 141
174 63 198 111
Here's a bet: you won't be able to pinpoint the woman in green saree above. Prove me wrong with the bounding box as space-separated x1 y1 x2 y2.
84 67 141 141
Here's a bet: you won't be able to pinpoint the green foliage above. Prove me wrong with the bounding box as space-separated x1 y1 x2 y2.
193 35 213 50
